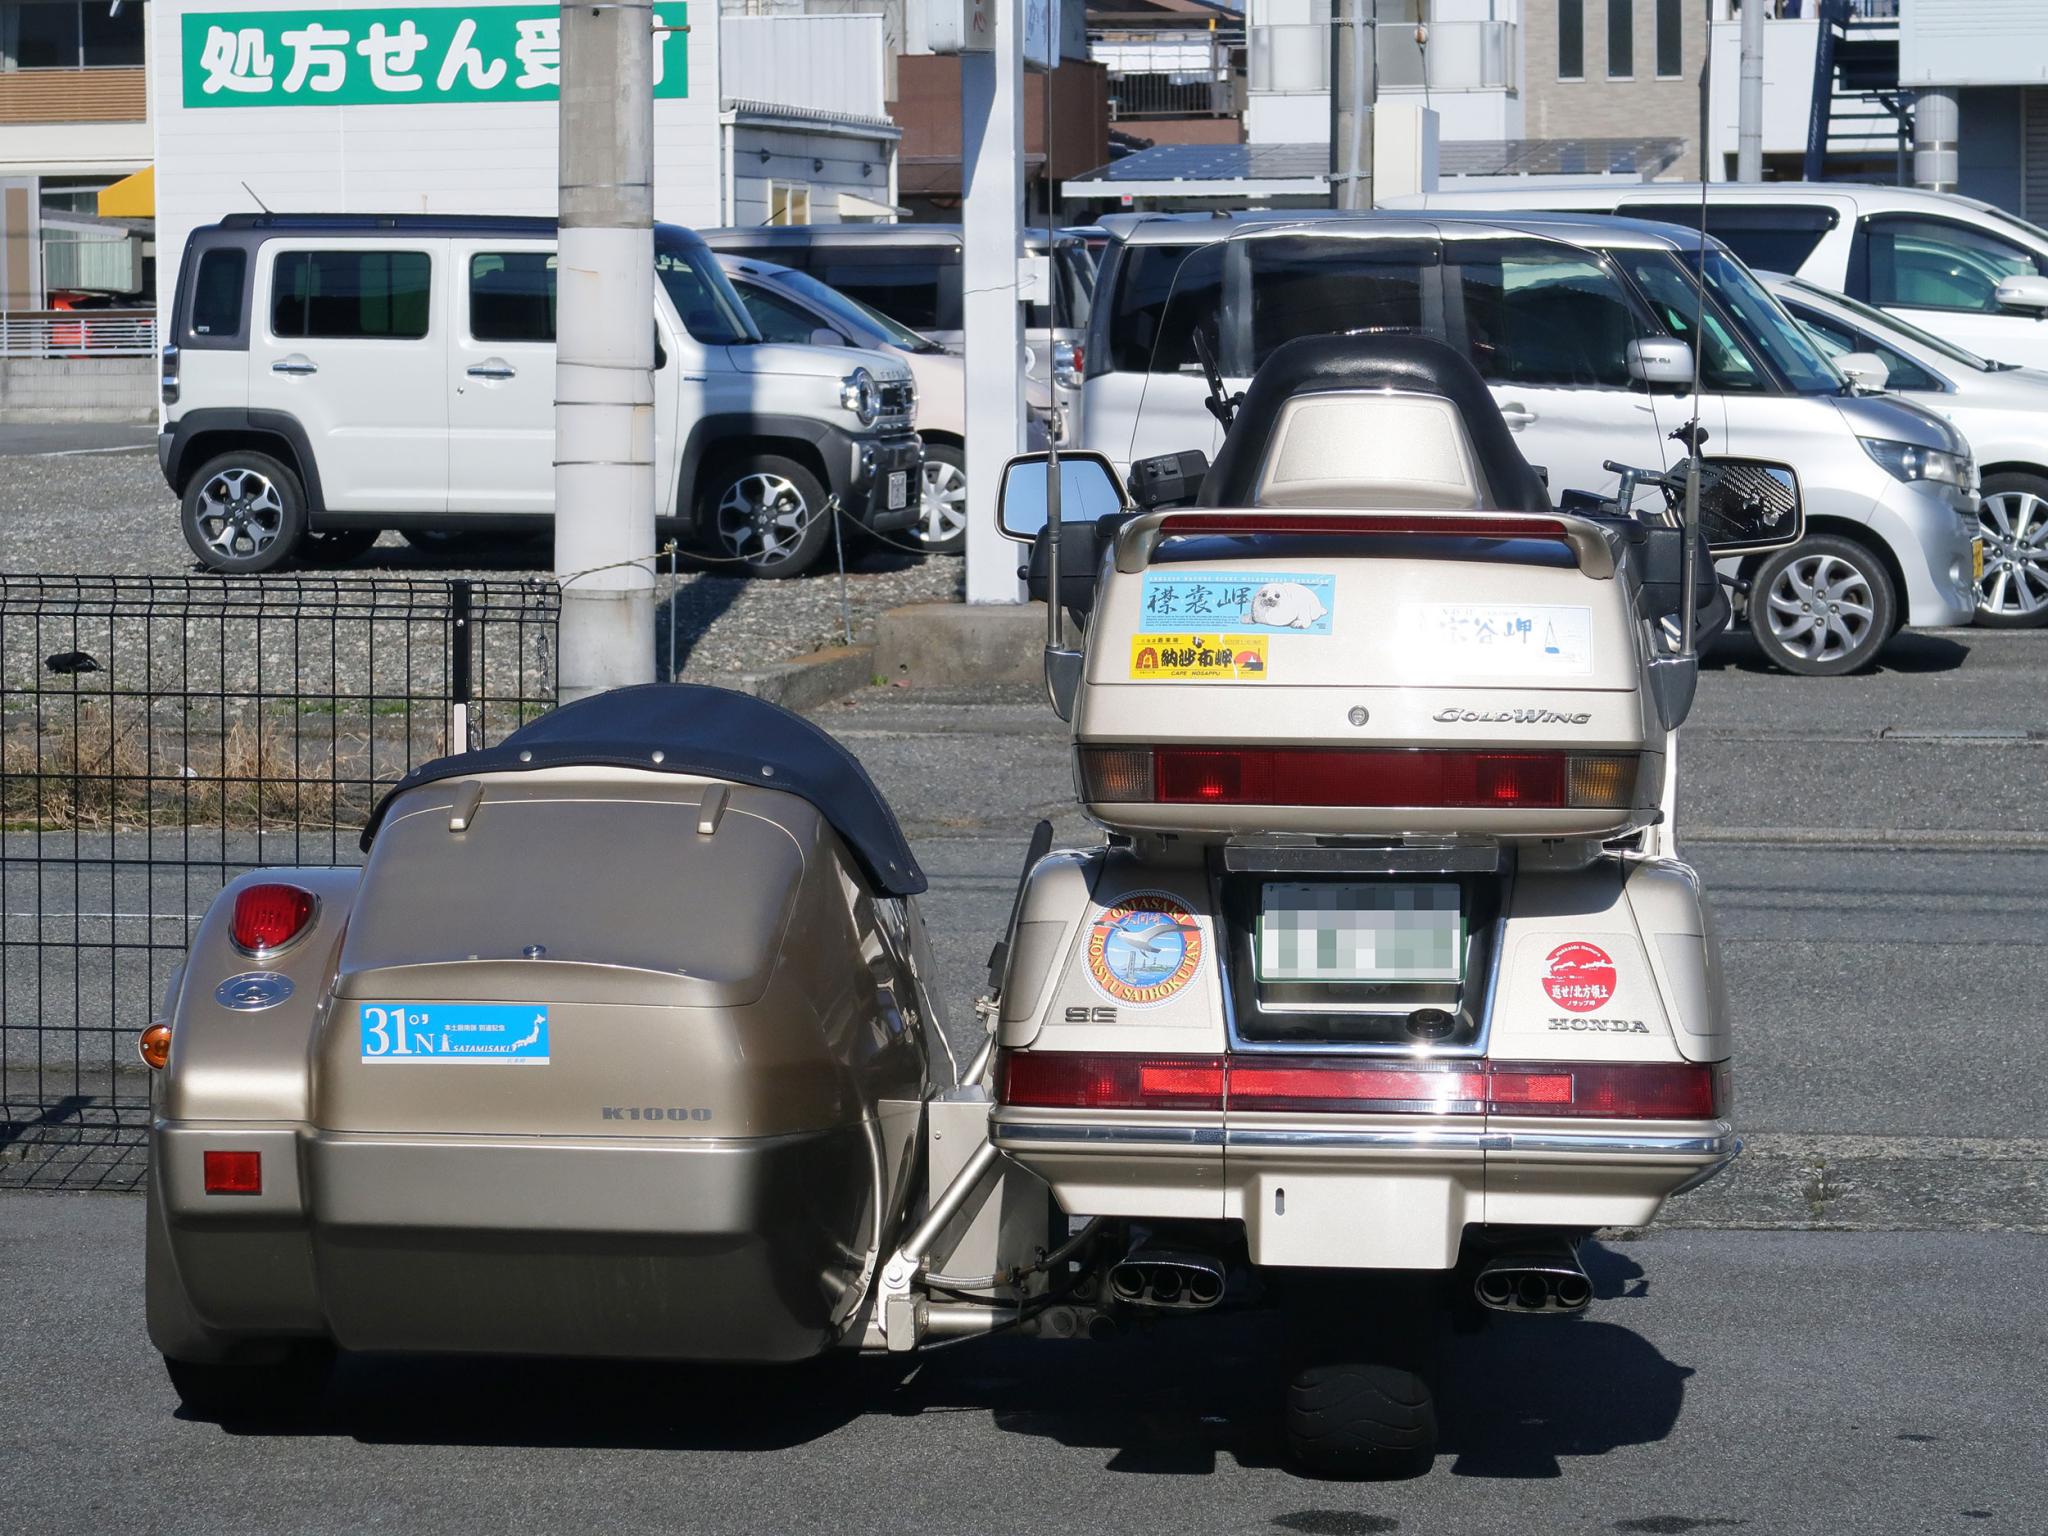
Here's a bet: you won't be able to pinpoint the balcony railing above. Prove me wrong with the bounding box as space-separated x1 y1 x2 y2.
1092 29 1242 120
1249 19 1517 96
0 311 157 358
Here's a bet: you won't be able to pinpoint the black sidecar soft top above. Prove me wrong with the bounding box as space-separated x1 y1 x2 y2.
362 682 926 895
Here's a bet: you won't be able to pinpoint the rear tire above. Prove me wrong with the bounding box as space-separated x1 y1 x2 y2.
1286 1361 1437 1479
164 1343 334 1420
702 454 834 577
180 450 307 575
1748 533 1895 676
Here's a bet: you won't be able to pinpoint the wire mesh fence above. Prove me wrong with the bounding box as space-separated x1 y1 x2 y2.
0 574 558 1190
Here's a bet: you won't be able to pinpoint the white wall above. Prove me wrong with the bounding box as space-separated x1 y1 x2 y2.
721 15 885 119
1901 0 2048 89
1705 16 1818 168
725 122 895 224
153 0 723 278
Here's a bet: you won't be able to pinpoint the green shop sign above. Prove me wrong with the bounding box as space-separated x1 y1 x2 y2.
182 4 689 107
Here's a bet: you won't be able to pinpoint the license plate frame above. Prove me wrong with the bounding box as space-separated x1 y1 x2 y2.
1255 881 1465 985
887 469 908 511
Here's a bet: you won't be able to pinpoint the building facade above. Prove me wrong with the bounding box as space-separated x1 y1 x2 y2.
1522 0 1702 177
1899 0 2048 221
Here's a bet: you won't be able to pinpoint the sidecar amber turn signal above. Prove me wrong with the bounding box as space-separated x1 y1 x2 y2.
138 1023 172 1070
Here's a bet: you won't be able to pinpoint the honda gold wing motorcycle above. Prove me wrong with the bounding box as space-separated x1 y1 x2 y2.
143 332 1799 1477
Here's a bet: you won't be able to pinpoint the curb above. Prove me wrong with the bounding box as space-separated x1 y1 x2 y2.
727 642 877 712
873 600 1046 688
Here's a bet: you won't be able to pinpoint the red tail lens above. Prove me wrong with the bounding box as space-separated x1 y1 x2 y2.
202 1150 262 1195
1001 1054 1722 1120
1155 513 1570 542
231 883 315 953
999 1051 1225 1110
1127 748 1635 811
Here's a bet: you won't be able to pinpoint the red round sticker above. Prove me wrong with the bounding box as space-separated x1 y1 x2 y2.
1542 941 1616 1014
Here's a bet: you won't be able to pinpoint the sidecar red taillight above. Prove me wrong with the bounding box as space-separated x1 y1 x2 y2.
231 882 315 953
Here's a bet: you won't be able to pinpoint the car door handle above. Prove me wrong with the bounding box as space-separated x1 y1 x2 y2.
271 356 317 376
466 361 516 380
1499 403 1537 429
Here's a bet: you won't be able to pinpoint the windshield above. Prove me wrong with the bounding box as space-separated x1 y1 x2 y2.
771 268 941 351
1786 278 2002 372
1614 247 1841 395
654 231 758 345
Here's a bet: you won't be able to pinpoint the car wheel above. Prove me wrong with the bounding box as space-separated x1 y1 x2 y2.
706 455 833 578
181 451 307 575
1749 534 1896 676
1285 1361 1437 1479
164 1343 334 1421
296 528 380 567
1975 473 2048 629
910 443 968 555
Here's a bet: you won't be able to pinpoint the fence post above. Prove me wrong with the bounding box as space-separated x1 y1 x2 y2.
451 579 473 753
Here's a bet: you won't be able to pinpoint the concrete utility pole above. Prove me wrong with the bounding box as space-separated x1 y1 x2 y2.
1913 87 1959 193
1736 0 1764 181
556 0 658 700
1331 0 1377 210
961 0 1029 604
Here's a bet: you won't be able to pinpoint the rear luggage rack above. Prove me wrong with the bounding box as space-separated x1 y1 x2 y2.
1112 507 1617 579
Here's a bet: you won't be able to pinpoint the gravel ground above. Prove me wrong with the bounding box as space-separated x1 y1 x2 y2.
0 445 962 677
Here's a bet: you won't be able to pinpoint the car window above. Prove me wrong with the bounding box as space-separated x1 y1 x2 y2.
817 252 960 332
1786 279 1998 371
1787 301 1943 391
1860 214 2047 313
1450 238 1639 388
1243 235 1432 371
1613 249 1769 393
190 248 245 338
1625 202 1836 276
271 249 431 340
736 282 830 345
468 251 556 344
1105 241 1224 374
653 233 758 345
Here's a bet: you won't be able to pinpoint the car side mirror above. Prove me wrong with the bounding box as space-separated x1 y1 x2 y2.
809 327 846 348
1690 458 1805 555
1628 337 1695 390
1994 274 2048 316
996 450 1126 541
1834 350 1889 391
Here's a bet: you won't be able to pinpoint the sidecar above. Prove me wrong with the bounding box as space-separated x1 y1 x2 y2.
145 686 951 1389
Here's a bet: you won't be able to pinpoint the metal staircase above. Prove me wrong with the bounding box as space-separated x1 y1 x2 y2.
1803 0 1908 181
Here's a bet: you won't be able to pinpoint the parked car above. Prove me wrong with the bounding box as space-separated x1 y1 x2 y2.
1077 210 1980 674
716 252 1052 555
1763 271 2048 628
1390 182 2048 372
158 214 922 577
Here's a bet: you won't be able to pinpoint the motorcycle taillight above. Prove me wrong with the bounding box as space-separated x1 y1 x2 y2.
231 882 315 953
998 1051 1224 1111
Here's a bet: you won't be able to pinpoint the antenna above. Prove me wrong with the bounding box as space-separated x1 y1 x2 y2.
1042 0 1063 664
241 181 272 214
1674 153 1712 662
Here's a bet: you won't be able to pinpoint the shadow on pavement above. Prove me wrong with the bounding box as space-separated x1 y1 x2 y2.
1703 631 1971 675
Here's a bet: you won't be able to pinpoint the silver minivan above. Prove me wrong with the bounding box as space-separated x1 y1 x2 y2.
1077 211 1981 675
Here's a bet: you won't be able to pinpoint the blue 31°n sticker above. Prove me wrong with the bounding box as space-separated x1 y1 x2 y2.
358 1002 550 1064
1138 571 1335 635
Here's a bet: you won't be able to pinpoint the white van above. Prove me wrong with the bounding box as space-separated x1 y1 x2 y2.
159 214 924 577
1389 183 2048 371
1077 212 1981 674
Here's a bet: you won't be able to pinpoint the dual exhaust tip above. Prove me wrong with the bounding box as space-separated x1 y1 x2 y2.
1109 1251 1226 1311
1473 1250 1592 1315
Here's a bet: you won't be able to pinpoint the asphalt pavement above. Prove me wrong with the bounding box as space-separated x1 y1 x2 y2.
4 473 2047 1525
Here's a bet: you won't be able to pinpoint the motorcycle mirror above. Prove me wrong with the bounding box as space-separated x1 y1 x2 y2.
1688 458 1805 556
1627 337 1694 390
996 451 1126 542
1833 350 1890 392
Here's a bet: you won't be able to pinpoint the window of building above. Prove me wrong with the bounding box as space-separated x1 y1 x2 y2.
1655 0 1683 78
190 250 247 339
768 182 812 227
468 252 557 343
0 1 145 70
1559 0 1584 80
272 250 432 340
1855 214 2048 313
1608 0 1634 78
1451 240 1642 389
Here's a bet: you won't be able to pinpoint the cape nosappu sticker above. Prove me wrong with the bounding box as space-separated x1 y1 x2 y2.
1138 572 1335 635
1402 603 1593 677
358 1002 550 1064
1130 633 1268 681
1086 892 1205 1007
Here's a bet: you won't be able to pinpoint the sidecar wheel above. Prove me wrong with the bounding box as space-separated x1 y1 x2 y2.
1285 1360 1437 1479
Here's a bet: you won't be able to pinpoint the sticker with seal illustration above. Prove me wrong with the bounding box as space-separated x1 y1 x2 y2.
1139 572 1334 634
1130 633 1268 681
1540 941 1616 1014
1402 602 1593 677
1086 891 1205 1007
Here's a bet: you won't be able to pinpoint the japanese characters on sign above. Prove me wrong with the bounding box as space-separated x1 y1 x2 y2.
1137 572 1336 635
1129 633 1269 682
1400 602 1594 678
182 4 690 108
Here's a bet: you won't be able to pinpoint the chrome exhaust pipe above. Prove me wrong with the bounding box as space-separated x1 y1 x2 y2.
1473 1246 1592 1316
1106 1247 1228 1312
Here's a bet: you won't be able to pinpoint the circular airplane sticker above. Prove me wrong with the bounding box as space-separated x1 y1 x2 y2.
1086 891 1205 1007
1542 941 1617 1014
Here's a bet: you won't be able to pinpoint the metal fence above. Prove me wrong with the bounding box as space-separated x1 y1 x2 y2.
0 310 158 358
0 575 558 1190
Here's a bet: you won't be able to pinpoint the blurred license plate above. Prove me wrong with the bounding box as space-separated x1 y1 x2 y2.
887 470 908 510
1256 883 1464 984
